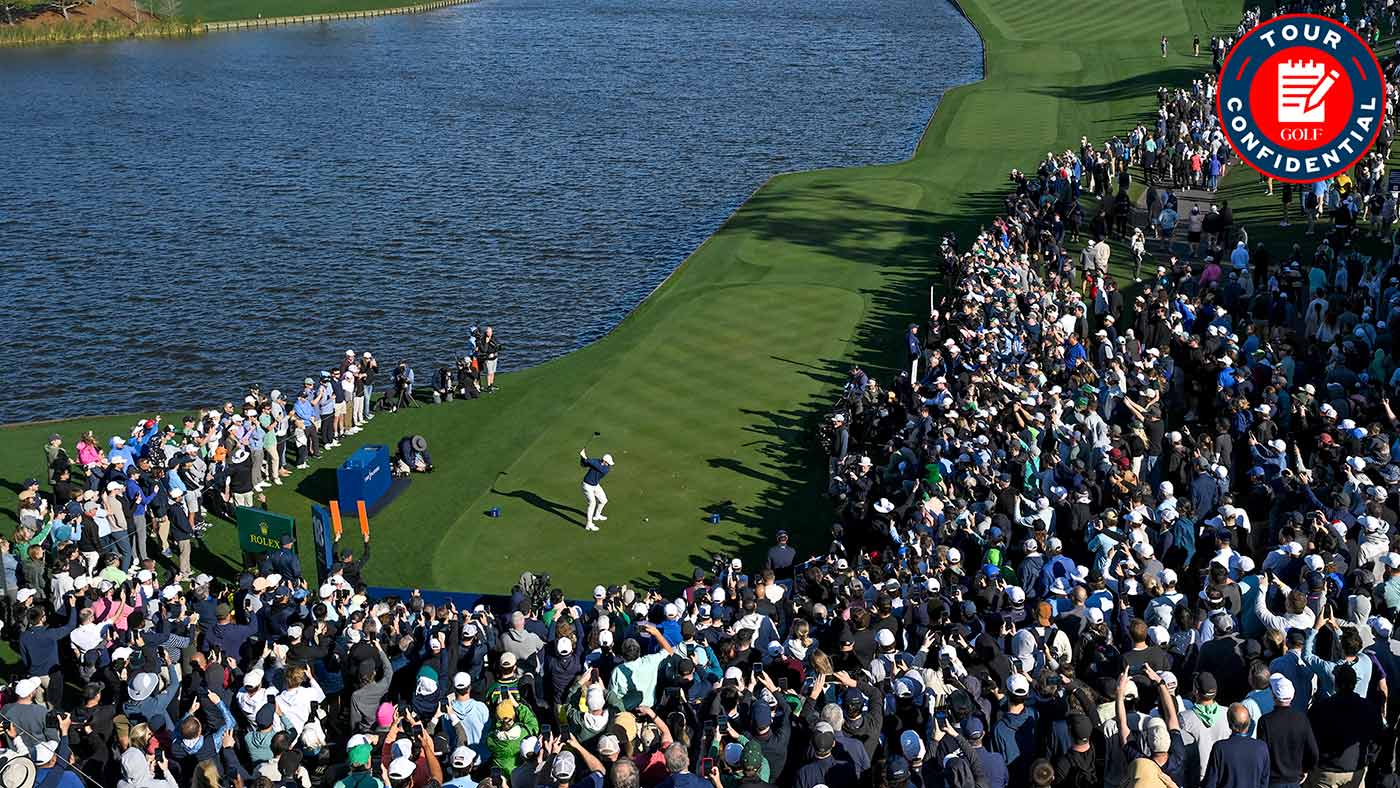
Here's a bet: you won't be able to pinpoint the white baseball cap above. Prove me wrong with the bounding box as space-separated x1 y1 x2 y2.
1007 674 1030 696
33 741 57 765
552 750 577 780
450 746 477 769
387 757 417 780
1370 617 1395 637
14 677 41 699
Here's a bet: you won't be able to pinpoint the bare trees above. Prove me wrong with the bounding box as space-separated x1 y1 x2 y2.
3 0 45 24
49 0 82 19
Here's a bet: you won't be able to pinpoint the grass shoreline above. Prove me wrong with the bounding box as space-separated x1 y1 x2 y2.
0 0 471 45
0 0 1301 597
0 16 201 45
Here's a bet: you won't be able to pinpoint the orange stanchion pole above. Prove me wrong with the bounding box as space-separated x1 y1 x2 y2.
330 500 343 541
357 500 369 540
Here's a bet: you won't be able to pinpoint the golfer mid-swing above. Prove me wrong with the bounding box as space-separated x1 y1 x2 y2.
579 448 613 531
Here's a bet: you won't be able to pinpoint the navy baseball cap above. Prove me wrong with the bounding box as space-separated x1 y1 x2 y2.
886 755 911 781
750 701 772 729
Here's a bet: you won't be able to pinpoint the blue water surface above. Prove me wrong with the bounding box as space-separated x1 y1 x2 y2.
0 0 980 421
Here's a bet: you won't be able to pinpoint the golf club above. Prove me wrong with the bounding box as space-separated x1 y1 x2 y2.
583 430 601 452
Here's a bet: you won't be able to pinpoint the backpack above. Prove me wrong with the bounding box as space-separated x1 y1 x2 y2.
1028 624 1060 657
1053 749 1099 788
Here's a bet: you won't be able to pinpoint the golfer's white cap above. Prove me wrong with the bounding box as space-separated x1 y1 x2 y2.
602 454 614 465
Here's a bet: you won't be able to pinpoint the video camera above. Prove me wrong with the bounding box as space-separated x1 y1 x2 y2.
518 571 552 617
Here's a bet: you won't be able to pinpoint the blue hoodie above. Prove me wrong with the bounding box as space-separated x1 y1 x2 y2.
294 394 317 424
992 704 1038 784
131 422 160 457
125 477 156 517
108 436 137 467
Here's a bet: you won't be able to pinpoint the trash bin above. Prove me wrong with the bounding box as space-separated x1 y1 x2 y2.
337 445 391 509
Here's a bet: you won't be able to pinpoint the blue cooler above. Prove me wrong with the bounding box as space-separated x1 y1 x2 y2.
337 445 391 509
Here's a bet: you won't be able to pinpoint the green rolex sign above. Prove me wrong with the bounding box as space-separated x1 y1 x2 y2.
236 506 295 554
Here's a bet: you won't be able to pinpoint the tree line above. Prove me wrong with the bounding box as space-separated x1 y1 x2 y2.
2 0 183 26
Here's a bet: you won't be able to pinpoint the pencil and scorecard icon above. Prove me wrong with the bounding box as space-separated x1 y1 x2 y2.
1277 60 1340 123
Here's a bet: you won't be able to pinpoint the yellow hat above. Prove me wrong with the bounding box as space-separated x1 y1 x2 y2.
496 700 517 720
613 711 638 744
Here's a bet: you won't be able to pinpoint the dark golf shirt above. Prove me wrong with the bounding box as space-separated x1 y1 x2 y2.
1308 691 1383 773
1256 706 1317 784
1202 734 1269 788
581 457 610 485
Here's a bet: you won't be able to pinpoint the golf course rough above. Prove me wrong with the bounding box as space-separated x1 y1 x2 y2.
0 0 1311 597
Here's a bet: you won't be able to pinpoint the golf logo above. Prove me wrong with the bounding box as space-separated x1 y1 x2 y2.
1217 14 1385 183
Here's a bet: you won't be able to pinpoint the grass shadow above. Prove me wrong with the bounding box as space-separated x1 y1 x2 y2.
493 487 586 528
293 467 339 505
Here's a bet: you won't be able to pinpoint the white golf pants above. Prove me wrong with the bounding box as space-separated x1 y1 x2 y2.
583 482 608 522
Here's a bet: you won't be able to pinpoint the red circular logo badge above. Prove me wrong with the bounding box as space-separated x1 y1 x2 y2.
1217 14 1386 183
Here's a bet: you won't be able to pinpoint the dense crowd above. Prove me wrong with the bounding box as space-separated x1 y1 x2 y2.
17 325 505 585
16 5 1400 788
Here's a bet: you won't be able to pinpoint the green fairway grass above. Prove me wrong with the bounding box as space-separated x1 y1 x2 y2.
1 0 1377 597
182 0 446 22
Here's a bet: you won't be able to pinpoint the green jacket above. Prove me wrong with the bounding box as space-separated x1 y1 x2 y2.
485 703 538 773
17 520 52 555
563 677 625 740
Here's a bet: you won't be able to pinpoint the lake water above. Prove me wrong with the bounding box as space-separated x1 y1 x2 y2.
0 0 980 422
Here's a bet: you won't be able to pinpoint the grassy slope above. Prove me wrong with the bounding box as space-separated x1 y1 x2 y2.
0 0 1320 597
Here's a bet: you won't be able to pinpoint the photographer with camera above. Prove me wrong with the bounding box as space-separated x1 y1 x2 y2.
455 356 481 400
432 366 455 404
